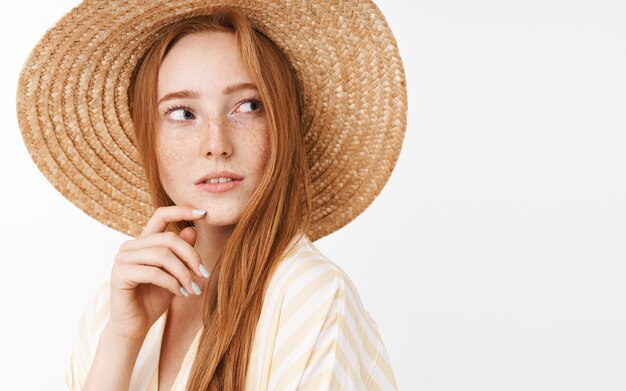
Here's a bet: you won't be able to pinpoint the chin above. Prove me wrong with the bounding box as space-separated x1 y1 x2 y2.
203 208 243 227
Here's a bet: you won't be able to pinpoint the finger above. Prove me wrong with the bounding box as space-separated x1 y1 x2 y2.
117 263 188 297
115 246 201 296
139 206 206 238
179 226 197 248
119 231 206 279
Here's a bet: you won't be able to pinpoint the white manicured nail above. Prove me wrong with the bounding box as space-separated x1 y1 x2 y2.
199 264 210 278
192 209 206 215
180 287 190 297
191 281 202 295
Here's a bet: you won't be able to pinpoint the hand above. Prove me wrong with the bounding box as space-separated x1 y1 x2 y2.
106 205 209 341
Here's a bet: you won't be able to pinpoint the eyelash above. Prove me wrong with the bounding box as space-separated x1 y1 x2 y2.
162 99 263 122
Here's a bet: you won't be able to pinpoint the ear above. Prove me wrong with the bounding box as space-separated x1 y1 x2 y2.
179 226 197 247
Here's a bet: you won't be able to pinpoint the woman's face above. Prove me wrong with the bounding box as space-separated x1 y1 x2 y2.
156 30 269 227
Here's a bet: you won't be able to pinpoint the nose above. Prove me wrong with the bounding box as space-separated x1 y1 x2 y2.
204 117 233 158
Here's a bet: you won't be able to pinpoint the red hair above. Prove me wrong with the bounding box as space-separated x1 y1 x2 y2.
128 7 312 390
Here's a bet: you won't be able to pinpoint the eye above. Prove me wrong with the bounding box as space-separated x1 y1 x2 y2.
163 105 196 122
234 99 263 114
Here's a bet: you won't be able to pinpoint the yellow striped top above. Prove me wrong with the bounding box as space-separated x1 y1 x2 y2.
65 231 398 390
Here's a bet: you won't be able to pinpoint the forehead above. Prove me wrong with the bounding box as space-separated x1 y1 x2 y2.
158 31 252 96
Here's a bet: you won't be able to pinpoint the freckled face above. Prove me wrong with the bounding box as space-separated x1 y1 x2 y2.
156 31 270 226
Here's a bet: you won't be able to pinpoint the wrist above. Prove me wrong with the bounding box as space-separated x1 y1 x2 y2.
101 322 148 348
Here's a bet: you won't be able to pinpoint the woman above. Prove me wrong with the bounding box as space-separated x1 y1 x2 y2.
16 2 407 390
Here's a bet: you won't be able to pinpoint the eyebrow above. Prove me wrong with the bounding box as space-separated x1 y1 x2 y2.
157 82 258 106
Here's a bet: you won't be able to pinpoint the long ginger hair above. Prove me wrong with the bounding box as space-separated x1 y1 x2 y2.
128 7 313 390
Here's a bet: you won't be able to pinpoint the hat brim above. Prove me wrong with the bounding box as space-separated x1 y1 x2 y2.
16 0 407 241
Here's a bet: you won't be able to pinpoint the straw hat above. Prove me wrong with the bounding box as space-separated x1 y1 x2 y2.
15 0 407 242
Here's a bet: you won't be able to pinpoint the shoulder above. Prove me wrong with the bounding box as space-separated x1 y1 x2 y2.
270 232 360 297
78 279 111 338
65 280 111 390
268 233 370 321
255 233 398 389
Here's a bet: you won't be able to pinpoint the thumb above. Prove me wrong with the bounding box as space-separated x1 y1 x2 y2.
179 226 197 247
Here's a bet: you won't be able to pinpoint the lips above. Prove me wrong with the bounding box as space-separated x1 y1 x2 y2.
197 178 242 193
195 170 243 185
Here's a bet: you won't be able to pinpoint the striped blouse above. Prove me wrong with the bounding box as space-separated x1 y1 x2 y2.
65 231 398 390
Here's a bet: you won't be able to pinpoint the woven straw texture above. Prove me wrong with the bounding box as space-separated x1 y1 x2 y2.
16 0 407 242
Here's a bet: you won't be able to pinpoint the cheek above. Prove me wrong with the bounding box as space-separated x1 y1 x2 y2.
156 138 190 187
253 127 271 174
234 118 270 174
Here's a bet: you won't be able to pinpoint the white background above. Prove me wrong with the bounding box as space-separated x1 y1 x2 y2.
2 0 626 390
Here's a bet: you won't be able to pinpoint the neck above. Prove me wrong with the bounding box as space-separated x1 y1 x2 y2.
192 222 235 281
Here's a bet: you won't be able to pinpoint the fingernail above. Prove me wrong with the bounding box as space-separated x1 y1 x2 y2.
180 287 190 297
192 209 206 215
199 264 210 278
191 281 202 295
